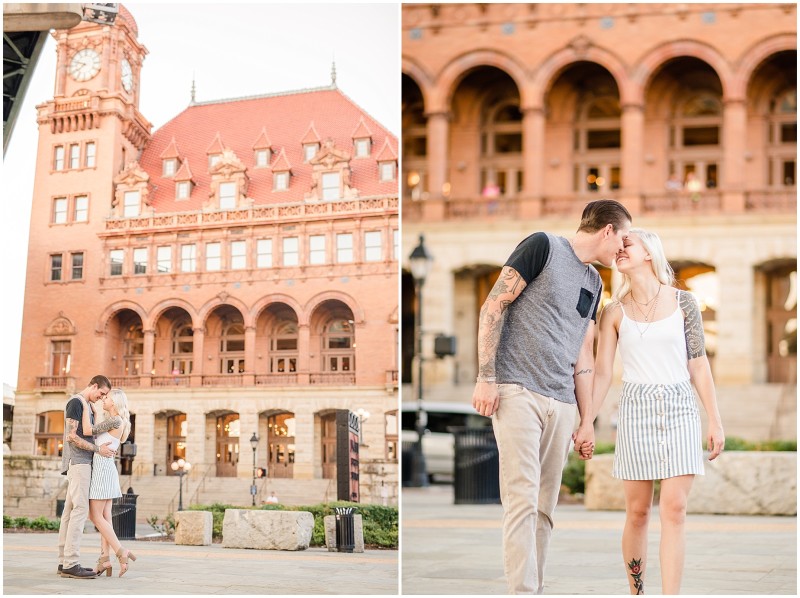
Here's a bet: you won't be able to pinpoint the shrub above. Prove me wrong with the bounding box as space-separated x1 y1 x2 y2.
3 515 60 531
146 513 176 538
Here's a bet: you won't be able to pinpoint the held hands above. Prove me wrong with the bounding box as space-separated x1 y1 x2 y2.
572 423 595 461
707 423 725 460
472 382 500 417
97 441 116 458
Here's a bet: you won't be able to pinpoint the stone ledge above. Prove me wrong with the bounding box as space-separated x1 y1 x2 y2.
323 514 365 553
175 510 213 546
585 452 797 515
221 509 313 551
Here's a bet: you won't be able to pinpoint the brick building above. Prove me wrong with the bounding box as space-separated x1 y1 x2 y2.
401 3 796 441
9 5 399 515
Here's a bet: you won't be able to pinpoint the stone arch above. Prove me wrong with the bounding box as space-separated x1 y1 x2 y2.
148 298 199 330
95 300 148 334
197 293 252 328
734 33 797 100
402 56 435 110
304 291 364 325
252 294 304 326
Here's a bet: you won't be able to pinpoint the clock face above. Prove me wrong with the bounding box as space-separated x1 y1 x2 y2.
69 48 101 82
121 58 133 92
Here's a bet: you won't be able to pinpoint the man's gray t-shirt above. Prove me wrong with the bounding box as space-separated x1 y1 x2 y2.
60 395 95 474
496 232 602 404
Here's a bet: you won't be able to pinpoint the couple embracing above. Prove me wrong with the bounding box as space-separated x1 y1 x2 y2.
473 200 725 595
58 375 137 578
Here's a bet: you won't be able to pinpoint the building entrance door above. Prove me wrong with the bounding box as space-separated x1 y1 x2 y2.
321 413 336 479
268 412 295 478
216 413 239 477
167 414 187 475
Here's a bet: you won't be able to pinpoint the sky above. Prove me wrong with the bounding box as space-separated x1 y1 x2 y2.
1 3 400 388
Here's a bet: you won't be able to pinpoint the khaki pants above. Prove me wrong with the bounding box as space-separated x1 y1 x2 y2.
492 384 577 594
58 463 91 568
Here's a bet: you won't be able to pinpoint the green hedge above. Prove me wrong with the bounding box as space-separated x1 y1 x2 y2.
187 501 398 548
3 515 60 531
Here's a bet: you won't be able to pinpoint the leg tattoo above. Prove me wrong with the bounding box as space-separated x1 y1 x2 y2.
627 558 644 594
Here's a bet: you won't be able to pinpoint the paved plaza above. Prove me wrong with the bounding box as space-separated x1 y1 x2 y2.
402 485 797 595
3 524 398 595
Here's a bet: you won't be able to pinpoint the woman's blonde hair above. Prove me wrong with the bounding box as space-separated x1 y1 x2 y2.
613 228 675 302
98 388 132 443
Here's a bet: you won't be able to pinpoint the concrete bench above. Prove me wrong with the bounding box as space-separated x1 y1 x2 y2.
175 510 213 546
323 514 365 553
222 509 313 551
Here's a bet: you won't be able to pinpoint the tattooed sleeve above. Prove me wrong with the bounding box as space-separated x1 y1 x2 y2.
92 415 122 435
679 290 706 360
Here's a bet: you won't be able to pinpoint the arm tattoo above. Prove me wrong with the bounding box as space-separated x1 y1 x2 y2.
478 267 526 378
679 291 706 359
575 368 593 376
66 418 96 453
92 415 122 435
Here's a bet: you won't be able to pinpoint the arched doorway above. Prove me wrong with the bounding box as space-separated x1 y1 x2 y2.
215 412 240 477
267 411 296 478
319 411 337 479
166 413 187 475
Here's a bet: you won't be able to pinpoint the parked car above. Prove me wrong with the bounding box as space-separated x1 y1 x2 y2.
401 401 492 482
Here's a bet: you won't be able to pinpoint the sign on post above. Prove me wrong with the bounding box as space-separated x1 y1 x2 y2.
335 410 360 502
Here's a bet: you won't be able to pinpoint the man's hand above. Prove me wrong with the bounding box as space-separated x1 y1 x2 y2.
472 382 499 418
572 424 595 461
97 441 115 458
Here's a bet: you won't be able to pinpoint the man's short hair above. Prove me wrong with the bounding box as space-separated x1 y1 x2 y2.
89 374 111 390
577 200 632 233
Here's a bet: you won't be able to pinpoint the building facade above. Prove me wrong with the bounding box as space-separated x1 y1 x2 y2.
401 3 796 441
12 6 399 507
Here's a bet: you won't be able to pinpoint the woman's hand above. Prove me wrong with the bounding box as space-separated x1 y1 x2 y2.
707 423 725 460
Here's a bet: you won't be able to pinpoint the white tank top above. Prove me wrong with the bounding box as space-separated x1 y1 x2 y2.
618 298 691 384
95 431 121 451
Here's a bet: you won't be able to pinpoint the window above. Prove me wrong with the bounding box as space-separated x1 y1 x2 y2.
181 244 196 272
337 233 353 263
69 144 80 169
230 240 246 270
123 324 144 375
480 100 524 196
385 410 398 461
123 191 140 217
393 229 399 260
219 182 236 209
208 154 221 168
274 171 289 191
50 341 71 376
54 146 65 171
133 248 147 274
50 254 63 281
364 231 382 262
71 252 84 280
283 237 299 266
206 242 221 271
220 321 245 374
322 172 340 200
270 319 298 373
380 162 396 181
74 195 88 222
257 239 272 268
109 249 124 276
322 318 355 372
309 235 326 265
53 198 67 224
355 138 370 157
35 411 65 457
176 181 190 200
304 143 319 162
157 246 172 273
171 321 194 375
769 89 797 188
255 149 270 167
163 159 177 177
85 142 96 168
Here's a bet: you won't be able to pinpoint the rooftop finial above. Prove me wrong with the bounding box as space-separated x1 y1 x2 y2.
331 57 337 88
190 73 196 105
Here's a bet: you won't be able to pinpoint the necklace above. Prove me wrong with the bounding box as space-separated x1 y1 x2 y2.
629 285 661 337
630 288 660 307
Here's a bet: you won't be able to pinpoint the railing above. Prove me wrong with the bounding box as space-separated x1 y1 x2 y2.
309 373 356 385
744 189 797 212
109 376 141 389
152 375 190 387
202 375 244 387
444 196 521 219
104 195 398 233
255 374 298 385
641 191 722 214
36 376 73 390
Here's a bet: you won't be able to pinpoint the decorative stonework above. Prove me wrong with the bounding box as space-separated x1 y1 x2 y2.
306 138 358 201
45 313 76 336
112 160 152 215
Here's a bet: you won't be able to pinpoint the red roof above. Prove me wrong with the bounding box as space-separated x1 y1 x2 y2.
139 87 398 210
173 158 194 182
252 128 272 149
301 122 321 144
159 137 180 160
351 117 373 139
375 138 398 161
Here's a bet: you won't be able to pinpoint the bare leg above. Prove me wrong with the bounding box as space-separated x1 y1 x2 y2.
659 475 694 594
622 480 654 594
101 500 112 559
89 499 122 559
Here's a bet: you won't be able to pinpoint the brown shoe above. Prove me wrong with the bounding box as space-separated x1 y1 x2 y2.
60 564 96 579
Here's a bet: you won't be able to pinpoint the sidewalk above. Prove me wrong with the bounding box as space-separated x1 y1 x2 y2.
3 526 398 595
402 485 796 595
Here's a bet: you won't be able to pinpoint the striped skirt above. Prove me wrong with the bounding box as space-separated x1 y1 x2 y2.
613 380 705 480
88 454 122 500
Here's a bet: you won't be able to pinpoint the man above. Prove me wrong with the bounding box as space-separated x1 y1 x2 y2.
472 200 632 594
58 375 118 579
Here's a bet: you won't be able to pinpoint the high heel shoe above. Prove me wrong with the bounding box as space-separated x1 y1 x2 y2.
96 555 112 577
115 547 137 577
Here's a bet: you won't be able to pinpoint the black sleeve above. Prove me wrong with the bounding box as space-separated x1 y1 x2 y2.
64 397 85 437
504 232 550 285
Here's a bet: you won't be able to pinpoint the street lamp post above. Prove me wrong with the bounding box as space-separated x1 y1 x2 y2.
250 432 259 506
409 234 432 487
355 408 370 446
170 458 191 511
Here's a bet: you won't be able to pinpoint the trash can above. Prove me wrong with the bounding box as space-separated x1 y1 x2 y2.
401 440 415 486
111 493 138 541
334 507 356 553
450 426 501 504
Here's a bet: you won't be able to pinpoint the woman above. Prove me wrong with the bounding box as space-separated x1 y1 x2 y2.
590 229 724 595
79 389 137 577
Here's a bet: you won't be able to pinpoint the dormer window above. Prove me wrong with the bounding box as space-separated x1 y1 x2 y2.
209 154 222 169
274 171 290 191
176 181 191 200
255 149 271 168
303 143 320 162
355 138 371 157
219 181 237 209
123 190 140 217
163 158 178 177
379 161 396 181
321 172 340 200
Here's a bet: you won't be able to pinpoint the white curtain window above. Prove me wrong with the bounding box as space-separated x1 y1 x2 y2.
181 244 196 272
336 233 353 263
176 181 190 200
219 182 237 209
53 198 67 224
157 246 172 273
74 196 88 222
54 146 65 171
71 252 84 280
274 172 289 191
283 237 299 266
257 239 272 267
69 144 80 169
322 172 340 200
85 142 96 168
133 247 148 274
364 231 382 261
231 240 246 269
355 138 370 157
123 191 140 217
255 149 270 167
304 143 319 162
309 235 326 265
206 242 221 271
163 159 177 177
109 249 124 276
50 254 63 281
380 162 395 181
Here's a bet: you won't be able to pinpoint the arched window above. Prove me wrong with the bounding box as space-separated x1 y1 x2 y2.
220 321 245 374
35 411 64 456
768 88 797 188
171 321 193 375
123 323 144 376
669 93 722 189
480 100 523 197
574 96 622 193
322 318 355 372
270 320 298 373
402 77 427 200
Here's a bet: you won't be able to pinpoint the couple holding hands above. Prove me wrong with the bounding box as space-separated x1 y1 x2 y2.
473 199 724 595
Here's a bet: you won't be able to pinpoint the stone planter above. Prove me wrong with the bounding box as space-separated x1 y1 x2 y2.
585 452 796 515
222 509 313 550
175 510 213 546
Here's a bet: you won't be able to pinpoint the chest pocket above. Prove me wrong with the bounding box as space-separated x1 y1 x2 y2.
576 287 594 318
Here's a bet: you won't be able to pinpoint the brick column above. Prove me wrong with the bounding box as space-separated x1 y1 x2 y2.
185 410 206 474
142 329 155 375
191 327 205 387
711 260 754 384
521 107 545 218
621 103 645 215
292 404 314 479
426 111 449 199
237 411 259 478
722 98 747 213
